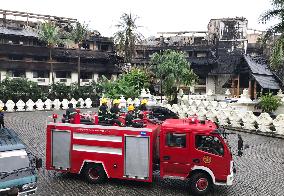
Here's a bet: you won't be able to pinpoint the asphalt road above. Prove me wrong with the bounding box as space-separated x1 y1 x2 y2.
4 110 284 196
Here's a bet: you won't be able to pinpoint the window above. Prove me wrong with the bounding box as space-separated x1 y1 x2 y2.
56 71 71 78
7 70 25 78
100 44 109 51
33 71 49 78
166 133 186 148
81 72 92 79
195 135 224 156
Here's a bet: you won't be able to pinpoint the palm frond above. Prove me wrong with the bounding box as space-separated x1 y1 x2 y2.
260 9 283 23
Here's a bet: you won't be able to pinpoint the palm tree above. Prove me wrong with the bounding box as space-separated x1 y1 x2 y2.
114 13 143 64
38 22 61 84
260 0 284 69
69 22 89 86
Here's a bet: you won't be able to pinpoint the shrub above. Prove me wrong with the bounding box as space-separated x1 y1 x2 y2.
97 68 150 99
0 78 45 102
259 93 282 113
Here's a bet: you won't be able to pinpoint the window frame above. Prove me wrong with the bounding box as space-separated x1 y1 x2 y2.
195 134 225 157
165 132 187 148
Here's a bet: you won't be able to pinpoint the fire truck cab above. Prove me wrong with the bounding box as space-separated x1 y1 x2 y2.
46 117 234 195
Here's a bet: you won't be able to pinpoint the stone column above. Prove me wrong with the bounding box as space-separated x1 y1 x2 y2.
71 72 78 84
248 80 252 99
93 74 99 82
0 70 7 81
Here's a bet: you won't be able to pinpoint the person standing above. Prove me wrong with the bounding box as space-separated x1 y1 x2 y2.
98 98 109 123
0 107 5 128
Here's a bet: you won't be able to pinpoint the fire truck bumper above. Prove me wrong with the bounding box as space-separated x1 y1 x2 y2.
226 160 234 185
226 171 234 185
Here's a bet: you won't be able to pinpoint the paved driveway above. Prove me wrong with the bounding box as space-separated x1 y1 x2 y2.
4 110 284 196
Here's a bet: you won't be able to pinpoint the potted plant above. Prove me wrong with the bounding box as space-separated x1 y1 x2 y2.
259 93 282 117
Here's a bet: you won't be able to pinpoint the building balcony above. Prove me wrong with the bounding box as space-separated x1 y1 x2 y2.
54 78 72 86
0 43 117 62
30 78 50 86
80 79 93 85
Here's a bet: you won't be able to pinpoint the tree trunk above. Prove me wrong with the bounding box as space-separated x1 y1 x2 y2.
49 47 54 85
78 46 81 86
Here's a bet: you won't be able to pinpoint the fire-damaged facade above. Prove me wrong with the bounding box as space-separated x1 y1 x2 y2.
0 9 120 86
133 17 283 98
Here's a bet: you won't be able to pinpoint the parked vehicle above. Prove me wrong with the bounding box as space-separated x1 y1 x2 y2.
147 106 179 121
0 128 42 196
46 116 241 195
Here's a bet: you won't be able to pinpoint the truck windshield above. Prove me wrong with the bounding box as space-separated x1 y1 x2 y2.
0 150 30 173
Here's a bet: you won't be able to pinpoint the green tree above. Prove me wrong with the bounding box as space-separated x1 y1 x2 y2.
150 50 197 103
260 0 284 69
69 22 89 86
97 68 150 99
38 22 62 84
113 13 143 63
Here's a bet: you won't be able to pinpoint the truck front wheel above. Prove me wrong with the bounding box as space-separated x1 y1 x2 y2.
189 173 212 195
83 164 107 184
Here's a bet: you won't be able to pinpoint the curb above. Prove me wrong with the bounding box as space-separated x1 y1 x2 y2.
224 126 284 139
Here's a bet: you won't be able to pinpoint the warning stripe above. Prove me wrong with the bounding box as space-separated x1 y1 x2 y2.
73 144 122 155
73 133 122 142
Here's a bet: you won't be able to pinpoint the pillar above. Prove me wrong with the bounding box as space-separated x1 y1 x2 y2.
254 81 257 99
26 71 33 80
93 74 99 82
71 72 78 84
248 80 252 99
237 74 240 97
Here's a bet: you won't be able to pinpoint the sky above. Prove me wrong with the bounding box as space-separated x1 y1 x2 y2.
1 0 278 37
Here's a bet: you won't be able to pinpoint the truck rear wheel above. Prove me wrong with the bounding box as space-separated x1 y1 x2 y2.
83 164 107 184
189 173 212 195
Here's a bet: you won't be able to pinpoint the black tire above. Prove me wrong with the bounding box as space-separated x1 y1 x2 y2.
82 164 107 184
189 173 212 196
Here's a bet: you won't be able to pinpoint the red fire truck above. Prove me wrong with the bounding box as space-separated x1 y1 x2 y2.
46 117 236 195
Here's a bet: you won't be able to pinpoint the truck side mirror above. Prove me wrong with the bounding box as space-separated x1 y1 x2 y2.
36 157 42 169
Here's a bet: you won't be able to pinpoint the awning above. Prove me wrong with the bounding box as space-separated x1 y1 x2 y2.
252 74 280 90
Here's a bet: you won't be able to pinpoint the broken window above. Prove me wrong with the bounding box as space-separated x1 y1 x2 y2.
33 71 49 78
7 69 26 78
55 71 71 78
81 72 93 79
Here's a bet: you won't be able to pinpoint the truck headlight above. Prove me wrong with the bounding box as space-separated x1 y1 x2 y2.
22 182 36 191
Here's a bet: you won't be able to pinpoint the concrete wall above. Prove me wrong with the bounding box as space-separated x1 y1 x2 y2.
206 76 216 94
215 74 231 95
0 70 7 81
93 74 99 82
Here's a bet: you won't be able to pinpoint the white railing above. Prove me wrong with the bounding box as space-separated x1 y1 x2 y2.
0 98 92 112
159 98 284 137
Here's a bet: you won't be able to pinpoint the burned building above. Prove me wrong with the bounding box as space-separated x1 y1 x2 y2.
0 9 120 86
133 17 282 98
